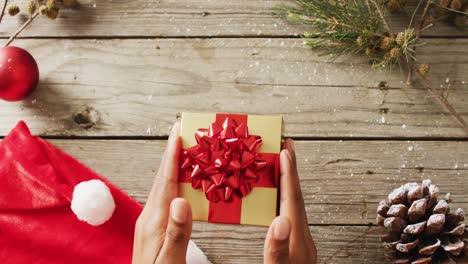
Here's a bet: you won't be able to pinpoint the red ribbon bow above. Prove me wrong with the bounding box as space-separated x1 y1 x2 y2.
181 117 270 202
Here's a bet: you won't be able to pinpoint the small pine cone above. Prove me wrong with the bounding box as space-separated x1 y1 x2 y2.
39 5 48 16
27 1 37 16
377 180 467 263
384 52 391 61
439 0 451 7
380 36 394 50
388 47 400 60
46 0 56 9
46 7 58 19
418 64 430 77
454 15 466 30
451 0 463 10
38 0 59 20
404 28 415 40
396 32 405 46
387 0 407 12
396 29 415 46
388 0 399 12
7 5 20 16
356 36 365 47
365 47 375 57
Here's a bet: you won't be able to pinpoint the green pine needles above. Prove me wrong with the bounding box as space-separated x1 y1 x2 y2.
276 0 418 70
276 0 468 135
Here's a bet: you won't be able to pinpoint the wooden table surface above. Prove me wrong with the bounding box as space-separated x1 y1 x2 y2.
1 1 467 263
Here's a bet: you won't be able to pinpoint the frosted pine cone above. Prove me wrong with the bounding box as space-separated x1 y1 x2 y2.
377 180 468 263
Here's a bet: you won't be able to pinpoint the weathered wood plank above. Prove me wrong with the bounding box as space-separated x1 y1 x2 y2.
0 0 465 38
0 38 467 138
192 224 387 264
36 139 468 225
0 137 466 263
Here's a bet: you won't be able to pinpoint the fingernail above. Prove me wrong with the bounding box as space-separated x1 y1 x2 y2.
289 139 295 151
281 149 292 162
273 217 291 241
171 198 188 224
171 121 180 134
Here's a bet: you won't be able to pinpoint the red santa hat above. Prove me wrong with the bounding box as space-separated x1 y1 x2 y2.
0 121 210 264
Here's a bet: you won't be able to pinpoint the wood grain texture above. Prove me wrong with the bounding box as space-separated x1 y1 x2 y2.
0 38 467 138
40 139 468 226
0 1 466 263
0 0 465 39
193 224 468 263
191 224 386 264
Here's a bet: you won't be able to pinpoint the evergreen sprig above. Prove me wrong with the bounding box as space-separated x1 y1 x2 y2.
276 0 419 69
0 0 79 46
276 0 468 135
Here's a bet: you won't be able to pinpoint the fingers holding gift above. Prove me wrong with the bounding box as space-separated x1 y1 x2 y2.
133 215 166 264
146 122 181 215
282 139 297 165
134 122 182 263
157 198 193 264
264 216 291 264
161 121 182 192
279 139 318 264
279 146 306 220
133 198 192 264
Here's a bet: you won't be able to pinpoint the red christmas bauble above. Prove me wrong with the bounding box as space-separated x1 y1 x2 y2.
0 46 39 101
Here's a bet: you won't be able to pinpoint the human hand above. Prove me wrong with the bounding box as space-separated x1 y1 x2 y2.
264 139 317 264
133 122 193 264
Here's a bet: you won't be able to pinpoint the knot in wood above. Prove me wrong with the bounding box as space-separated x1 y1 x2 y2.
73 107 100 129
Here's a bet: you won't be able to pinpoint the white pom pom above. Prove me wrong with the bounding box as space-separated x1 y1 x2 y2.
71 179 116 226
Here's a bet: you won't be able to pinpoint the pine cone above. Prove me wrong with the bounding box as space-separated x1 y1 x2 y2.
385 47 401 61
380 36 395 50
27 1 37 16
46 7 59 19
46 0 56 9
387 0 407 12
418 64 430 78
377 180 468 263
396 32 406 46
357 36 366 47
450 0 463 11
7 5 20 16
388 0 400 12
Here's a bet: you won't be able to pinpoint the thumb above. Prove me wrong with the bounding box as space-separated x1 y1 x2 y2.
264 216 291 264
157 198 193 264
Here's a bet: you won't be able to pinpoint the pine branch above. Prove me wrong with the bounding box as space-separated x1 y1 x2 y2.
418 74 468 135
5 11 39 46
0 0 8 24
431 1 468 15
406 0 432 85
409 0 425 28
417 0 432 38
371 0 393 35
277 0 468 136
